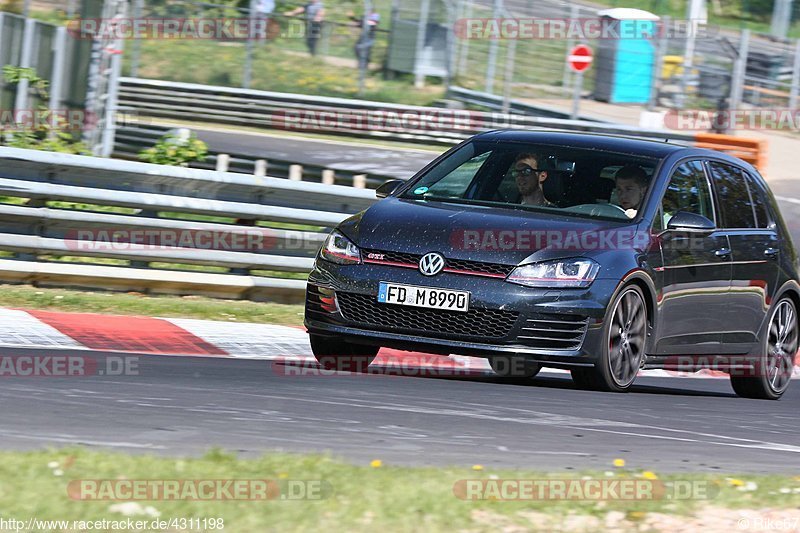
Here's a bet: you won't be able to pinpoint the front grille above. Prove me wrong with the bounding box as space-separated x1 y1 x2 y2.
516 314 589 350
336 292 519 339
362 249 514 278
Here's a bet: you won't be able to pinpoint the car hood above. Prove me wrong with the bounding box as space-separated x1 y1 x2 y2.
338 198 639 266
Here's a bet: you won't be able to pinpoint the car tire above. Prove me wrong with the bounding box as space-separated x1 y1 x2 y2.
730 297 798 400
489 356 541 378
309 334 379 372
571 284 648 393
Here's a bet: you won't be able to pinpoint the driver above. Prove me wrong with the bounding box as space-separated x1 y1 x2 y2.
614 165 649 218
512 152 554 207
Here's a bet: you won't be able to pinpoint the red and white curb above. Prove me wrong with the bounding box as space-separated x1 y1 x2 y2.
0 308 798 379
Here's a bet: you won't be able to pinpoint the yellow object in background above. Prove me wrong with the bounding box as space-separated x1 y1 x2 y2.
662 55 685 78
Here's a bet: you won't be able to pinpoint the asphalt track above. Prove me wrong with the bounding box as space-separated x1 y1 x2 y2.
192 128 440 180
0 346 798 473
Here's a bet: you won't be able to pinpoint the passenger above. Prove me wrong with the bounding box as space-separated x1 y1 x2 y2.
512 152 554 207
614 164 649 218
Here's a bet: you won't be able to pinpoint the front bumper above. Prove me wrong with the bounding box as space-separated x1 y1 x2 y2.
304 259 619 367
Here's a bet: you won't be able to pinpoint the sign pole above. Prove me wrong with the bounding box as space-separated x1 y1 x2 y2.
567 44 592 120
571 70 583 120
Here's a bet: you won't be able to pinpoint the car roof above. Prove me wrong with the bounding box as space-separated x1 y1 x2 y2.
475 129 690 159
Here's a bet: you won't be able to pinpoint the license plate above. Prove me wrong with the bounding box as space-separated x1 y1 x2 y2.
377 282 470 312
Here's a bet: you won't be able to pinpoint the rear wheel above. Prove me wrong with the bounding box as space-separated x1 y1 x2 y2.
489 356 541 378
309 334 379 372
730 297 797 400
571 285 647 392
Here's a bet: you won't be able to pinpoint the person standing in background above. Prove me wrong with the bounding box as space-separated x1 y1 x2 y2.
253 0 275 42
350 8 380 67
284 0 325 56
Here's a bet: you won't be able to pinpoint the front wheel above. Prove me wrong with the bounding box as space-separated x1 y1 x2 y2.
309 334 379 372
730 297 798 400
571 285 648 392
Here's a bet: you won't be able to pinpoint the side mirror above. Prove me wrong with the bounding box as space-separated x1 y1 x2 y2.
376 179 404 199
666 211 715 232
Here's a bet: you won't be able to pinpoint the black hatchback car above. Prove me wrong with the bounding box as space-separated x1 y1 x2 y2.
305 131 799 399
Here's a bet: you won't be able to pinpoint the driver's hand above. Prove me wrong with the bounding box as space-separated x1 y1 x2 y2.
625 208 637 219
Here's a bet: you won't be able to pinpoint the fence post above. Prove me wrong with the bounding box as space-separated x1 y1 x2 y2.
254 159 267 177
484 0 501 94
129 0 144 77
790 39 800 111
457 0 471 77
243 0 256 88
353 174 367 188
501 37 516 114
562 5 579 95
216 154 230 172
414 0 432 87
14 18 36 113
289 164 303 180
49 26 67 112
322 169 335 185
729 29 750 113
647 16 669 111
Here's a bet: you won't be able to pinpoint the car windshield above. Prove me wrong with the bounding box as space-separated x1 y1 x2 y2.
401 140 662 221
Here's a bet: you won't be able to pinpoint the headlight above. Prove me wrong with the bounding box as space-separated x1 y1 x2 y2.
506 258 599 288
319 230 361 265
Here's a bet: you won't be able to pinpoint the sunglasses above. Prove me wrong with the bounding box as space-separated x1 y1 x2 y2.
511 166 544 178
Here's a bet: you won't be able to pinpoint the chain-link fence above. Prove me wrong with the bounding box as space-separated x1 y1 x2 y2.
124 0 393 89
448 0 800 120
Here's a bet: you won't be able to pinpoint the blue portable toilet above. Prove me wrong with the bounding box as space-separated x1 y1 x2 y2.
593 8 660 104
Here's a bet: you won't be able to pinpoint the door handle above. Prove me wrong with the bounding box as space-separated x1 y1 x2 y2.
764 247 780 258
714 248 731 258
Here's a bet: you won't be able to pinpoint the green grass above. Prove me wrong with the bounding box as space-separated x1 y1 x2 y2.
131 39 445 106
0 284 304 325
1 448 799 532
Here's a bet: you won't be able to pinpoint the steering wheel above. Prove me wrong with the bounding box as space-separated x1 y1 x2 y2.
562 203 630 218
592 203 628 217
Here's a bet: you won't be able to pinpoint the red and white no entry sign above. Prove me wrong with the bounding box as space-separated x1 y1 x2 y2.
568 45 593 73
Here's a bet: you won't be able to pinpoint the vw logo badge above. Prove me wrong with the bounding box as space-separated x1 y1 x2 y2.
419 252 445 276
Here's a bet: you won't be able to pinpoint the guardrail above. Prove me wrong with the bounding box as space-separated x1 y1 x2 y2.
0 147 377 304
117 77 700 146
113 124 389 188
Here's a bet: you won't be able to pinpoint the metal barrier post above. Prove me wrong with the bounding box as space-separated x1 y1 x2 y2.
289 164 303 180
255 159 268 177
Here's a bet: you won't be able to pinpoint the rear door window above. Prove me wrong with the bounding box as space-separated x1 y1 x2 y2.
707 162 757 229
